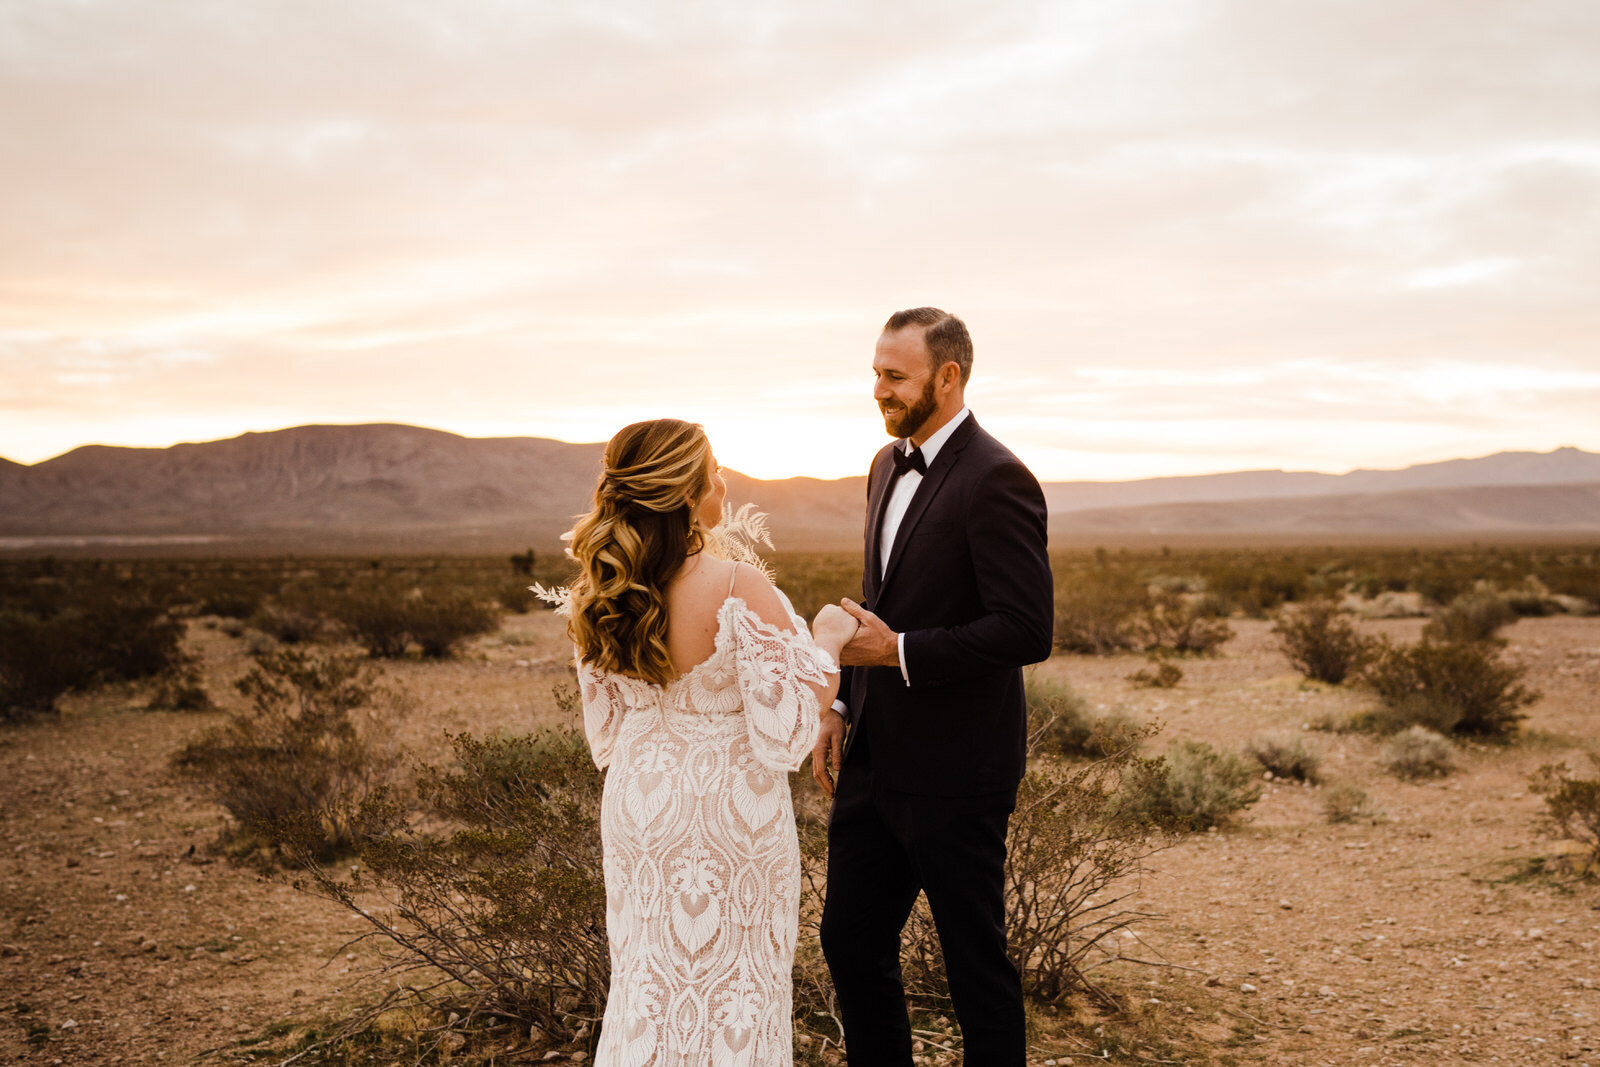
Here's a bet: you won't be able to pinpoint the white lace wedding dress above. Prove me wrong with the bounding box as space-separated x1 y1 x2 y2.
577 588 831 1067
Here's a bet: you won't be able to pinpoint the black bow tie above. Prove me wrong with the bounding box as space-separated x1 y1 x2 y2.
891 445 927 477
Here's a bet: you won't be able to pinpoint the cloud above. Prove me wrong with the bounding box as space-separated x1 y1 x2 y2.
2 0 1598 476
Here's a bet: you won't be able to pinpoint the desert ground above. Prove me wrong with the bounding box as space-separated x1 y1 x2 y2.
2 604 1598 1065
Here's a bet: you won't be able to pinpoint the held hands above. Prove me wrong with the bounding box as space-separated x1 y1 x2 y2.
811 603 859 659
838 598 900 667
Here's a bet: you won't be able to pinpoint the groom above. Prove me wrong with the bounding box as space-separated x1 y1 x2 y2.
813 307 1054 1065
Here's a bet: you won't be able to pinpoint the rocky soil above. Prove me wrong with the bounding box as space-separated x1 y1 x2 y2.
3 610 1598 1065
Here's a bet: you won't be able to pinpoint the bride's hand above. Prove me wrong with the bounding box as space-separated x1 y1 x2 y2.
812 603 859 655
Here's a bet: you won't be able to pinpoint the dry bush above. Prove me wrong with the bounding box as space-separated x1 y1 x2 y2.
171 649 405 861
495 580 539 614
1137 590 1233 655
1202 559 1307 617
1272 599 1376 684
1000 746 1185 1003
1423 592 1517 645
1052 569 1146 654
329 580 502 658
0 590 187 721
1130 740 1261 831
1322 783 1380 824
248 583 329 645
1026 674 1145 760
269 719 611 1056
1127 656 1183 689
406 592 503 657
1362 638 1538 737
185 575 270 620
146 662 215 712
1529 759 1600 871
1245 730 1322 783
1379 726 1458 780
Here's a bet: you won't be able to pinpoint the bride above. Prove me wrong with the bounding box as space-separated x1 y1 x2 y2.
563 418 857 1065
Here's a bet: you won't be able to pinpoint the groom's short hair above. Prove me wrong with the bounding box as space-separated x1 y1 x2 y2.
884 307 973 386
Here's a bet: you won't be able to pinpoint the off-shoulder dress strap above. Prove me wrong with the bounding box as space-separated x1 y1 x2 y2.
726 560 740 597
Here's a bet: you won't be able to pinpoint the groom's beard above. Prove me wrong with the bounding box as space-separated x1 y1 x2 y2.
881 376 939 439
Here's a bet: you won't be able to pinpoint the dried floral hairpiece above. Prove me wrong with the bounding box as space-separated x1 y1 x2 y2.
531 502 775 616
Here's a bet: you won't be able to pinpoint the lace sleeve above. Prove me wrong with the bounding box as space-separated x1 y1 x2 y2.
723 598 833 774
576 656 634 770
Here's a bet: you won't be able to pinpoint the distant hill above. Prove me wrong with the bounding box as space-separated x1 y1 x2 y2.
1042 446 1600 513
2 425 1598 553
1053 482 1600 537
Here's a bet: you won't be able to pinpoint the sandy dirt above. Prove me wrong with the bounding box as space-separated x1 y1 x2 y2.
3 610 1598 1065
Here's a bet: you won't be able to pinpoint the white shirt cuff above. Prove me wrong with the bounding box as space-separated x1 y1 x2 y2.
897 632 910 685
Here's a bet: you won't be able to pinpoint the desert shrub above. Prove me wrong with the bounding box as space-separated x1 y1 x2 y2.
1423 592 1517 644
1246 730 1322 783
1379 726 1457 780
326 581 412 657
146 663 215 712
248 584 328 645
1362 638 1539 737
1322 783 1379 824
269 723 608 1047
0 609 91 720
329 580 501 658
409 593 502 657
1529 759 1600 870
1502 592 1560 617
1272 599 1376 684
495 580 539 614
187 577 270 620
1127 656 1183 689
1203 559 1306 617
1026 674 1146 760
1053 568 1146 654
999 747 1185 1002
1131 740 1261 830
1408 564 1477 607
171 649 405 860
1137 590 1233 655
0 590 187 721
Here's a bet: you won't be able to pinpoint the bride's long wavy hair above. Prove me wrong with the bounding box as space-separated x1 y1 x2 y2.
567 418 718 684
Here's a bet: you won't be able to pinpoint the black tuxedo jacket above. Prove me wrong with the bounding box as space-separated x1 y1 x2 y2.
837 415 1054 796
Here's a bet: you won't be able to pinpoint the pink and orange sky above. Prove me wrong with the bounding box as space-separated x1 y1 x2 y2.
3 0 1598 481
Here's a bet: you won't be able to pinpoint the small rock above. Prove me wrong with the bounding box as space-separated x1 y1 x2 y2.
1528 928 1546 940
140 939 158 953
1240 983 1257 994
59 1020 77 1030
1318 986 1337 998
0 944 20 957
571 1054 587 1063
1279 899 1293 910
1204 975 1223 987
439 1032 466 1054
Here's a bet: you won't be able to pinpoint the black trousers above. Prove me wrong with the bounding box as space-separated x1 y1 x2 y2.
819 728 1024 1066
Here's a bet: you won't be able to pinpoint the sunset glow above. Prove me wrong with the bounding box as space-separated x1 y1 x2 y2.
4 1 1598 481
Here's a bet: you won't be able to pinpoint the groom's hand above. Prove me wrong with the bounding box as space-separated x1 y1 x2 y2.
811 708 847 797
838 599 900 667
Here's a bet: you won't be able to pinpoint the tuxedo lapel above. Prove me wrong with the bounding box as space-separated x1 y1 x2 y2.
864 450 897 602
878 416 979 596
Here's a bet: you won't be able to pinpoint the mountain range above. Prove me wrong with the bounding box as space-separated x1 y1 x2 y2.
2 424 1598 553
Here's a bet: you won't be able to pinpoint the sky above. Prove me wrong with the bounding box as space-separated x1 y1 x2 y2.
3 0 1598 482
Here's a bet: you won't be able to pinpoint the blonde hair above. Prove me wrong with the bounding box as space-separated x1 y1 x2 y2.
568 419 717 684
